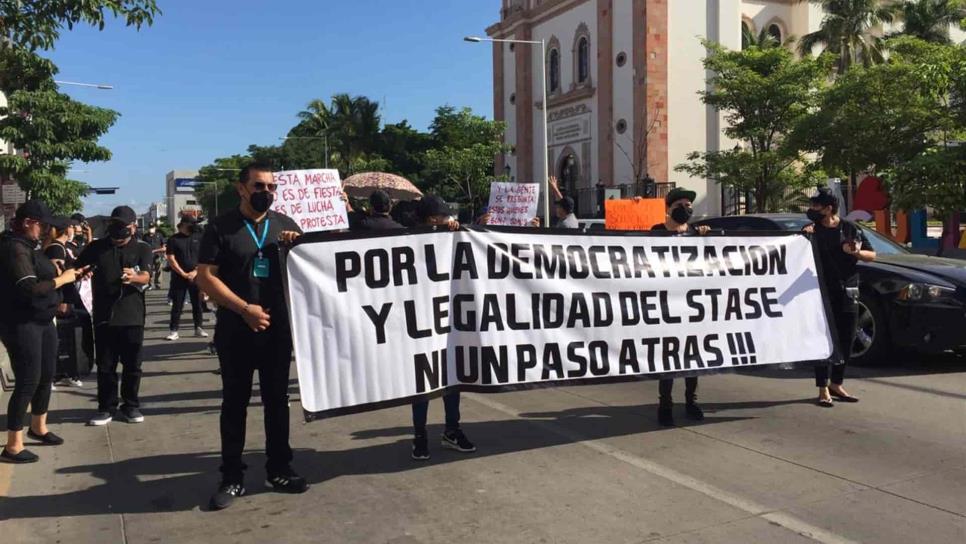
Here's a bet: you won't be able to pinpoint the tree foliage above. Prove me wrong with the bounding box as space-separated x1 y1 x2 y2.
891 0 966 44
0 0 160 51
798 0 898 73
675 41 831 212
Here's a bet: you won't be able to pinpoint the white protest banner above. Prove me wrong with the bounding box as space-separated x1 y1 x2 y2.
486 182 539 226
286 229 835 417
271 169 348 232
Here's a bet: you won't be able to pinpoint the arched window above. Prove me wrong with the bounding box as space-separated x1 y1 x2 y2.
577 37 589 83
767 23 782 44
549 48 560 94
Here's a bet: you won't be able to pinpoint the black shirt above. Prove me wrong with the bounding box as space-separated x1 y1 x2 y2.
0 232 61 325
142 232 165 253
198 209 301 332
166 232 202 273
75 237 153 327
813 219 872 290
45 241 81 307
358 214 404 231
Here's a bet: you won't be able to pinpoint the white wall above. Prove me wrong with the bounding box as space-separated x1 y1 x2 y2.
532 1 597 186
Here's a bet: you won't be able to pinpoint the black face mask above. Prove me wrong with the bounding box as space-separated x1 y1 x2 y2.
249 190 274 214
108 223 130 241
670 206 693 225
806 209 825 223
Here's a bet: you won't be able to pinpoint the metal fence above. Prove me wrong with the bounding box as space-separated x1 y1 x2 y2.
574 182 676 218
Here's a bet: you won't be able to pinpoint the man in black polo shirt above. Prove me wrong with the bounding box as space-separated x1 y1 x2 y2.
196 162 307 510
142 224 166 289
75 206 153 426
165 216 207 341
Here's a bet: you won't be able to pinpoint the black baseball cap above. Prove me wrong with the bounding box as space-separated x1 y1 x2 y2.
369 190 392 214
417 195 454 220
48 215 70 230
556 196 575 214
665 187 697 206
14 199 52 223
110 205 137 224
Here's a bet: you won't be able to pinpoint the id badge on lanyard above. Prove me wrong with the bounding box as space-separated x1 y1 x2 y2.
245 219 271 279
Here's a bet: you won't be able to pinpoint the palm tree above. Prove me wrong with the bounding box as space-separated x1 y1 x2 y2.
798 0 899 74
295 98 331 167
328 94 381 174
892 0 966 43
742 26 796 50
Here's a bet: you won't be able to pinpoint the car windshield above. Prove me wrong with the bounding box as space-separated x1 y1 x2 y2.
858 226 910 256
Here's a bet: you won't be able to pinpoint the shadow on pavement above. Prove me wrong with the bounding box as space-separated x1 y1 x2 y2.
0 402 767 520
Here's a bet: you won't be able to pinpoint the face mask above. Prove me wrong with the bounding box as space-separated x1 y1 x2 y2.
670 206 693 225
249 189 274 213
806 209 825 223
109 223 130 241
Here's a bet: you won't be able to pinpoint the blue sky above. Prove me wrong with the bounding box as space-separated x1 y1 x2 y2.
48 0 498 217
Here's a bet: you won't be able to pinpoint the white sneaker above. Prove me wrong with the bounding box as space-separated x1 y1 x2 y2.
195 327 209 338
165 331 180 341
68 378 83 387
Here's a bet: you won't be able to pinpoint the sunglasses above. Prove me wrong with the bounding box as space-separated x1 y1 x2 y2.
253 181 278 193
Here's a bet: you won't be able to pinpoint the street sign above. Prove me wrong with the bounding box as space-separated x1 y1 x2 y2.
174 178 201 192
1 184 26 205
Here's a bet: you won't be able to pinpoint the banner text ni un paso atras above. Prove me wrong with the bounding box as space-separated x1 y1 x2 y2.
285 229 834 417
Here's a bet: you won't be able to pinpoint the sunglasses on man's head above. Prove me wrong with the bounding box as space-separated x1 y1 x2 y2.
254 181 278 193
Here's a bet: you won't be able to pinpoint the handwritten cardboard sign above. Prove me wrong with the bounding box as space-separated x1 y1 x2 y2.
604 198 665 231
271 169 348 232
487 182 539 226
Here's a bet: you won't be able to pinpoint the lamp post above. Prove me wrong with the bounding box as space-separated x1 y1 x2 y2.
281 135 329 169
54 80 114 90
464 35 549 226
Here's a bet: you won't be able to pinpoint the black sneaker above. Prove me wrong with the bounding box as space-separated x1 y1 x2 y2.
265 468 308 494
1 447 39 464
88 411 113 426
121 407 144 424
412 436 430 460
27 429 64 445
441 429 476 453
209 482 245 510
685 402 704 421
658 404 675 427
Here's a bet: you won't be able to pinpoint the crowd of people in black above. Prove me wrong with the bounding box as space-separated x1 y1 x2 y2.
0 162 875 512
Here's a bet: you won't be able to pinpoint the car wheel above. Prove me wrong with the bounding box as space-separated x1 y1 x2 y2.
850 295 891 364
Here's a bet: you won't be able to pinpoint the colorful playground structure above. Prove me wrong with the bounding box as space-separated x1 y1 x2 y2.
852 176 965 252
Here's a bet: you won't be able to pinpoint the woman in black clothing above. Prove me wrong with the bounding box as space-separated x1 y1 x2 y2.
45 216 89 387
650 188 710 427
0 201 87 463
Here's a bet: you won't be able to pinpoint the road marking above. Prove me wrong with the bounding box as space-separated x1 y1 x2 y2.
467 393 860 544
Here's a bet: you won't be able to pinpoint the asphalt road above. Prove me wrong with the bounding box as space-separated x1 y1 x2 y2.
1 291 963 544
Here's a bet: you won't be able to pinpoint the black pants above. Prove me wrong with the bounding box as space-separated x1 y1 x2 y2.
95 325 144 412
815 289 856 387
412 392 461 437
658 377 698 405
215 321 294 484
152 256 164 287
169 278 202 331
2 321 57 431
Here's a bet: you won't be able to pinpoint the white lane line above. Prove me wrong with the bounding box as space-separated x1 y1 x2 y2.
467 393 860 544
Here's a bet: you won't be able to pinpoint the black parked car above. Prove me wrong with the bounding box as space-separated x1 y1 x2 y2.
695 214 966 363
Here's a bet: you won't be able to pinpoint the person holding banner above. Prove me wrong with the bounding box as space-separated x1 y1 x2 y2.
549 176 579 229
650 188 710 426
357 190 404 231
410 195 476 460
196 162 308 510
804 188 875 407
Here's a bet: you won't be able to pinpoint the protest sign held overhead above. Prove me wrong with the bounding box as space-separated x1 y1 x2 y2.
486 182 540 226
271 169 348 232
285 228 835 418
605 198 665 230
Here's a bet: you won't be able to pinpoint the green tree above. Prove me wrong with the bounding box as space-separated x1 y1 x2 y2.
376 120 432 182
0 0 161 213
423 106 507 211
892 0 966 43
798 0 898 74
195 155 250 218
0 0 160 51
327 94 381 175
675 42 831 213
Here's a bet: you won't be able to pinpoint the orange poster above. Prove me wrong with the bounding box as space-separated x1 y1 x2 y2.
604 198 665 231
